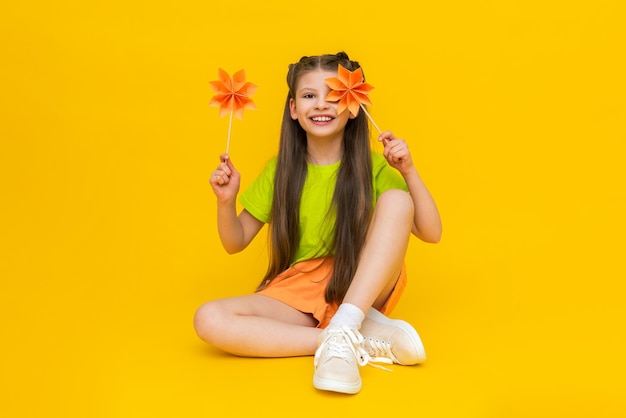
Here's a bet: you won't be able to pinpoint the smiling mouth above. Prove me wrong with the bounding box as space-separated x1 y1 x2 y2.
311 116 333 122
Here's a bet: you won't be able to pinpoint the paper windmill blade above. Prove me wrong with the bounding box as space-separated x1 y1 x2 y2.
325 64 381 133
209 68 257 153
325 65 374 117
210 68 257 119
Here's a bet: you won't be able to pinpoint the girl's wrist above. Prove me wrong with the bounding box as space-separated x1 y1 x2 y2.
217 197 237 209
400 165 418 178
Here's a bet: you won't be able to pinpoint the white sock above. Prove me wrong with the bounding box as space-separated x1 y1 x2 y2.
329 303 365 330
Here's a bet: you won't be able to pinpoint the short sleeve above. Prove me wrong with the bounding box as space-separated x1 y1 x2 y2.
372 153 408 199
239 158 277 223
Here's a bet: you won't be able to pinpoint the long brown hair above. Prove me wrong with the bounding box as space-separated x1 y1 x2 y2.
259 52 373 304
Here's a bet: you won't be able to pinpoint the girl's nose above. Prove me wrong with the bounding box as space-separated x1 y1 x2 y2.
315 97 330 109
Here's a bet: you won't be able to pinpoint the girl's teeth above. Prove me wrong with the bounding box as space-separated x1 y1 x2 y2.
313 116 331 122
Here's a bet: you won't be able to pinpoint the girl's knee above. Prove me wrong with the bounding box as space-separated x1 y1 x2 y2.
193 301 222 343
376 189 414 218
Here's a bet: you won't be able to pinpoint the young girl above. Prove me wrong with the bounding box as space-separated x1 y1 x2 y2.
195 52 442 394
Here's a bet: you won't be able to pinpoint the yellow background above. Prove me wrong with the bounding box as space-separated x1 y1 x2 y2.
1 0 625 416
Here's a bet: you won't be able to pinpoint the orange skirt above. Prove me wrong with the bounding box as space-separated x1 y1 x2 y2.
256 257 407 329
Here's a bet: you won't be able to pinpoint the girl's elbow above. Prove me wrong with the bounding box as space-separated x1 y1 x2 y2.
427 233 442 244
414 226 442 243
429 226 443 243
221 240 246 254
223 244 245 254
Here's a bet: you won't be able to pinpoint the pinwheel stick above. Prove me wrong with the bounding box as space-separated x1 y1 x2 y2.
209 68 257 156
226 109 233 154
359 103 382 134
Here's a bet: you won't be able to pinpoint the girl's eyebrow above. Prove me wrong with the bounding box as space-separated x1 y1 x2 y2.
297 86 318 93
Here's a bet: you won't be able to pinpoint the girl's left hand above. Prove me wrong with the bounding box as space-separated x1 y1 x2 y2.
379 131 414 175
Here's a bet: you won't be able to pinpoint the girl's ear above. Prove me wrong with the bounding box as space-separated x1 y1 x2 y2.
348 110 358 120
289 98 298 120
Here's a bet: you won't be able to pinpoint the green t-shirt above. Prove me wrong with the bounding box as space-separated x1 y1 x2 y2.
239 153 408 264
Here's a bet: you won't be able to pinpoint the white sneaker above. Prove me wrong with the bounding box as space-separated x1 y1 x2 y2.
360 308 427 365
313 326 370 394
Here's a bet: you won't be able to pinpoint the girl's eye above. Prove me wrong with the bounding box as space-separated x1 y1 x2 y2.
303 93 315 99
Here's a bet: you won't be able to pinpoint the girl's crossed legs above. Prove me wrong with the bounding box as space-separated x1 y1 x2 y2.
193 189 415 358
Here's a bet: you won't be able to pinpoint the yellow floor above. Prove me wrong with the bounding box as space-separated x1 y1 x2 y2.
2 1 625 416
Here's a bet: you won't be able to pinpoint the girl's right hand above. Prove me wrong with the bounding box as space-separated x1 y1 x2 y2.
209 153 240 203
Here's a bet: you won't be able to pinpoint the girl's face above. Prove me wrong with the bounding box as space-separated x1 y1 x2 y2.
289 69 356 140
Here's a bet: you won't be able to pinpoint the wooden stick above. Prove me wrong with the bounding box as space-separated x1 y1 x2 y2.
360 103 382 134
226 109 233 154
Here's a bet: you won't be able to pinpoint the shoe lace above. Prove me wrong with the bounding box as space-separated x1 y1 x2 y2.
363 337 399 365
315 326 393 372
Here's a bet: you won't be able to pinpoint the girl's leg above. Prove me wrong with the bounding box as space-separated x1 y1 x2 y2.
193 294 321 357
313 190 418 394
343 189 414 312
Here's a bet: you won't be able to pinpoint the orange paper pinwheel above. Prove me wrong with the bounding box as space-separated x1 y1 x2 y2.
210 68 257 119
325 65 373 116
325 64 381 134
209 68 257 153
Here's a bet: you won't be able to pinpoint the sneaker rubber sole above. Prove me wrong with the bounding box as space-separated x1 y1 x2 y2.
313 375 361 394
